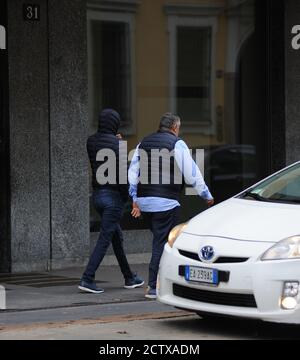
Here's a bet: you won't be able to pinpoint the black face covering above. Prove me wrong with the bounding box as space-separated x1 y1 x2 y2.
98 109 121 135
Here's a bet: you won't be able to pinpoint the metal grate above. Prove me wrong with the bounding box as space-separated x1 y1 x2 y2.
178 249 249 264
0 273 105 288
173 283 257 308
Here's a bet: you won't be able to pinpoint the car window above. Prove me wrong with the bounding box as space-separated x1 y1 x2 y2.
241 163 300 204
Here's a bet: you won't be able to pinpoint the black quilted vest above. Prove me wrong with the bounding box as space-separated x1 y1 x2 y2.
137 130 184 201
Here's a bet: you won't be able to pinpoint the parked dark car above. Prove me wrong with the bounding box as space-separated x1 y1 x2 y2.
204 144 257 203
179 144 257 222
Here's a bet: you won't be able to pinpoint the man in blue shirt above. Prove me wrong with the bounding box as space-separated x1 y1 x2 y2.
128 113 214 299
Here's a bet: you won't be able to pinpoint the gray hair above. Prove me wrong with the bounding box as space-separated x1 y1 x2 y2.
159 113 181 131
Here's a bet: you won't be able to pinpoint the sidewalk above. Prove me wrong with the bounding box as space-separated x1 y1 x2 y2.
0 263 151 312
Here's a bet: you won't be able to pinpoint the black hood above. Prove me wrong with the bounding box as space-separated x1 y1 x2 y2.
98 109 121 135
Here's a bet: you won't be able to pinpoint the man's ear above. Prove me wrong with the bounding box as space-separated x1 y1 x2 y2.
174 123 180 133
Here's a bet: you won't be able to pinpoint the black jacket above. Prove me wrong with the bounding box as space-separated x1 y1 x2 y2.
87 109 128 202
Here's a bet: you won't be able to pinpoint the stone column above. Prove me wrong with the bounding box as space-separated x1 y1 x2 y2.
48 0 90 269
7 0 51 272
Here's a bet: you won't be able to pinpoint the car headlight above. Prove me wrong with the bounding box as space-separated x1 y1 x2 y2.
168 223 188 248
261 236 300 261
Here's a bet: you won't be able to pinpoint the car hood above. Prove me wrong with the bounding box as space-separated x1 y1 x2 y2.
184 198 300 243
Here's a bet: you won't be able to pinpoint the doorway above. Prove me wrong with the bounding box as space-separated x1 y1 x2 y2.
0 0 10 272
237 25 268 188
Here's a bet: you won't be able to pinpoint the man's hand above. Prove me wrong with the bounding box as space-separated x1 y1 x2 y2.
116 133 123 140
131 202 141 218
206 198 214 207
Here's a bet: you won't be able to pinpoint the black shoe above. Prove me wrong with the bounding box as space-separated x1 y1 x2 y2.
145 287 157 299
78 280 104 294
124 273 145 289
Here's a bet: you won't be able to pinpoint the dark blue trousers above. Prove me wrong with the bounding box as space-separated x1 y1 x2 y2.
144 206 181 289
82 189 133 283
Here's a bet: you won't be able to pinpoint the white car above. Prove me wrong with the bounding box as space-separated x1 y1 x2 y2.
158 161 300 324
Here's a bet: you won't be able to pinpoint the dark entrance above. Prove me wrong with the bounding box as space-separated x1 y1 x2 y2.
0 0 10 272
237 0 285 185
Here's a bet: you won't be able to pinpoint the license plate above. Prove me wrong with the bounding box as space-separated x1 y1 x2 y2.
185 266 219 285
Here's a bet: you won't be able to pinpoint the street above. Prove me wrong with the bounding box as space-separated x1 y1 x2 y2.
0 294 299 340
0 264 299 340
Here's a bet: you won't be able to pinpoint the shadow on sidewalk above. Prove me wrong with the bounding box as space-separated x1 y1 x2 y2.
0 264 149 312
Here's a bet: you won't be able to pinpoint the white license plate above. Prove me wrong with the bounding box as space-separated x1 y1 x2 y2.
185 266 219 285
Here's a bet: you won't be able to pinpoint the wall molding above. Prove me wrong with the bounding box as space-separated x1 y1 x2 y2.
87 0 140 13
164 3 224 17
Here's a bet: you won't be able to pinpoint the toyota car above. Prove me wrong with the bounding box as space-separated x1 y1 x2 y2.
157 161 300 324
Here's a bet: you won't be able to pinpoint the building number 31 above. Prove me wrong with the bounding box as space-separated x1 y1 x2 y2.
23 4 40 21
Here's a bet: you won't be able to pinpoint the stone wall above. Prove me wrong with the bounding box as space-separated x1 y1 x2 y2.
48 0 90 269
7 0 89 272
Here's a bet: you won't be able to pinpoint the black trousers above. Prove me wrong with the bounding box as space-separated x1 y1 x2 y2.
82 189 133 283
143 206 181 289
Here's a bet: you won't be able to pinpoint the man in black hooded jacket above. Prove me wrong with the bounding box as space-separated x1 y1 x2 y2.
79 109 144 293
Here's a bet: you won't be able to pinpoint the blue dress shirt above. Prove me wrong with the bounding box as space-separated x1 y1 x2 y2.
128 140 213 212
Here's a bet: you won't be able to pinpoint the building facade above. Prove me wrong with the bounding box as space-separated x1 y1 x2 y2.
0 0 299 272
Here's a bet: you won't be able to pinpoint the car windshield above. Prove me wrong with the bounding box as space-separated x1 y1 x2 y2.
240 162 300 204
